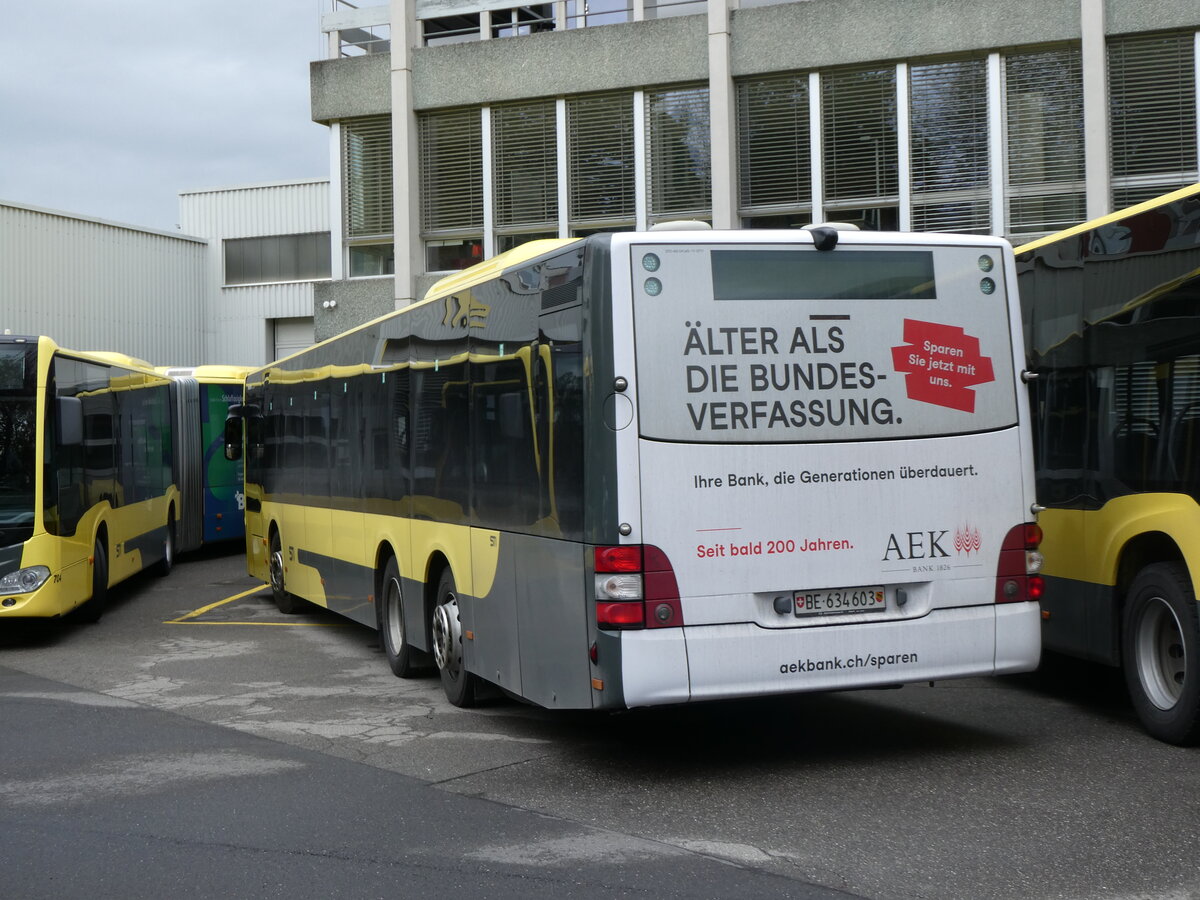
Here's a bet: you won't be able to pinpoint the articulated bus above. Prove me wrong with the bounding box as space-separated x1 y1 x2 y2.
159 365 251 549
227 227 1043 710
0 336 178 621
1016 184 1200 744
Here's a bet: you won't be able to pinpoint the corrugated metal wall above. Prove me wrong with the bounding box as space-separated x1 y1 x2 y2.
180 180 330 367
0 202 207 366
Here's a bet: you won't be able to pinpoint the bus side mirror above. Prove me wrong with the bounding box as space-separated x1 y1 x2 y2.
57 396 83 447
224 405 247 461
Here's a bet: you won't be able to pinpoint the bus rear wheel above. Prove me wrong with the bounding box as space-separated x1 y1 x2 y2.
1122 562 1200 745
379 557 415 678
431 568 477 707
268 530 304 615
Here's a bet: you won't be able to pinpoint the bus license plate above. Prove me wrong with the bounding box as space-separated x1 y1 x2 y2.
794 587 886 617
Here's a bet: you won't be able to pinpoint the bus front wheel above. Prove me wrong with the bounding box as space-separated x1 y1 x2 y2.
1122 562 1200 745
431 568 477 707
78 539 108 623
154 513 175 577
379 557 416 678
269 530 304 615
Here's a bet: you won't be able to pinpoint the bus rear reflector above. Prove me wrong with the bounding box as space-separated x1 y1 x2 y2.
594 544 683 629
995 523 1044 604
597 601 645 628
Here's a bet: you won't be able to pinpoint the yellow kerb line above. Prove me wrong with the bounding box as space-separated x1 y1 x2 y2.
164 585 349 627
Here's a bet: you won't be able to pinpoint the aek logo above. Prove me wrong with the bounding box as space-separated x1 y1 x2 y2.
881 530 949 561
882 525 982 560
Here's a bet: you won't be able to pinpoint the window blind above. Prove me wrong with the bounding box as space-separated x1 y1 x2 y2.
821 67 898 204
646 85 711 220
909 58 990 233
419 107 483 233
1005 46 1085 233
492 100 557 229
342 116 393 239
1109 31 1198 201
736 73 811 215
567 92 635 226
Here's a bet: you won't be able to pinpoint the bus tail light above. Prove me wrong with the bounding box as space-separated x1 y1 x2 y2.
995 523 1044 604
594 544 683 629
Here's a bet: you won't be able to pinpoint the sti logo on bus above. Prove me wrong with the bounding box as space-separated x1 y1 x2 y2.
442 294 490 330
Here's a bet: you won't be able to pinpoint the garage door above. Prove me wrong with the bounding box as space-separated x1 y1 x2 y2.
272 317 315 362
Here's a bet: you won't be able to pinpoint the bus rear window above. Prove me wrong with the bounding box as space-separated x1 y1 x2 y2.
711 249 936 301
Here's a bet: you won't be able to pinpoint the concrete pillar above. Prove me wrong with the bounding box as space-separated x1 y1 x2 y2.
391 0 422 307
1081 0 1111 220
708 0 737 228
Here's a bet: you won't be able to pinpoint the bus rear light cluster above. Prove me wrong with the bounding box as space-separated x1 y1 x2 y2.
594 544 683 629
995 523 1044 604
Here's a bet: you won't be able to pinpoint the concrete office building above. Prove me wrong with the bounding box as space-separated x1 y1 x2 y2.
309 0 1200 337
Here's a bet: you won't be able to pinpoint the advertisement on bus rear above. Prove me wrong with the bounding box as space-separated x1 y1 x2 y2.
630 241 1018 443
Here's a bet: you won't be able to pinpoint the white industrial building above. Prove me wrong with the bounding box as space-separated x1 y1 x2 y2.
0 179 331 368
0 201 208 365
179 179 329 364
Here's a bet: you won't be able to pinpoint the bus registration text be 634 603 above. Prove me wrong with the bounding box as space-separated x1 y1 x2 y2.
794 587 886 616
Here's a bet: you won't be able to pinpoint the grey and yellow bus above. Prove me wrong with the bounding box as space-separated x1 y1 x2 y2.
1017 183 1200 744
0 336 178 621
228 227 1042 710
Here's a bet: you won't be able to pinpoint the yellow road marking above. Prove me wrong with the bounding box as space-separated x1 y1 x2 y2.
165 585 349 627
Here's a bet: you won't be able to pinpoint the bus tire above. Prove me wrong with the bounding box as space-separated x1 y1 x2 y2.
154 513 175 577
268 529 304 615
1122 562 1200 745
379 557 415 678
78 539 108 623
431 568 477 707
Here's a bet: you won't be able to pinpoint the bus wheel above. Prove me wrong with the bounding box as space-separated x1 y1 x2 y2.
431 568 477 707
78 539 108 623
268 530 304 615
379 557 415 678
154 515 175 577
1122 562 1200 745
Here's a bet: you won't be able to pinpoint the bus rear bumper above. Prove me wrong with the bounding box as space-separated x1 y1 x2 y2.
619 602 1041 708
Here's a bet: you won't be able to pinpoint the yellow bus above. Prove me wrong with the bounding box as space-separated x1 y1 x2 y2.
1016 184 1200 744
228 227 1042 711
0 336 178 621
158 365 252 549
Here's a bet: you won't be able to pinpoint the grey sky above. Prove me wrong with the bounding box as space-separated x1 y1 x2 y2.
0 1 330 233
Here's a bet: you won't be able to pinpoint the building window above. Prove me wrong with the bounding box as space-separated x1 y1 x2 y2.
822 66 898 229
567 92 635 232
349 244 395 277
491 5 554 37
1109 31 1198 209
343 116 393 240
423 13 481 45
420 107 483 271
493 100 558 249
647 85 712 224
910 57 990 234
565 0 630 28
1004 46 1085 235
736 72 811 226
224 233 332 286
